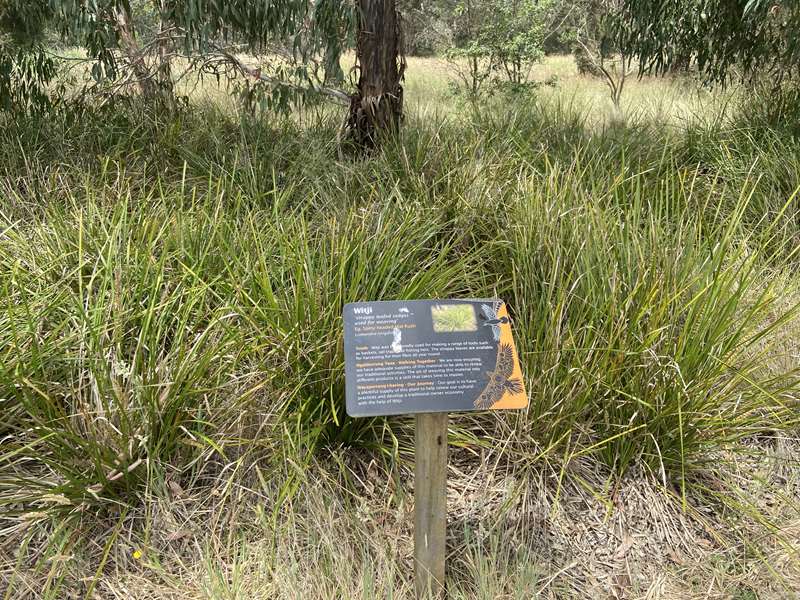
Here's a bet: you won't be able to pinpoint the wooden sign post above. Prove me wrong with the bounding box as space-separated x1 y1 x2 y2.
414 413 448 598
343 300 527 599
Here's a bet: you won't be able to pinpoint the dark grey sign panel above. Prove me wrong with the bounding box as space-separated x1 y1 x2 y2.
344 299 527 417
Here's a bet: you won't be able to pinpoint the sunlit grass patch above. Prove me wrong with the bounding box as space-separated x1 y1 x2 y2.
431 304 478 332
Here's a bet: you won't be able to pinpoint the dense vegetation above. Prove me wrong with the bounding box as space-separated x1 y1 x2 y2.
2 1 800 597
2 56 800 594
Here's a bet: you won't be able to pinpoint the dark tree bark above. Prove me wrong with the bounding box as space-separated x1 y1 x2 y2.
344 0 405 150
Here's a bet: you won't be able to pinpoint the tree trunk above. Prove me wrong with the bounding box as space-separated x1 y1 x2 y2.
154 0 175 101
114 2 174 106
114 4 157 98
344 0 405 150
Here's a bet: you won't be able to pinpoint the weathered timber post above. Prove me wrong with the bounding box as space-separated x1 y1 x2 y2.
414 413 448 599
343 300 528 599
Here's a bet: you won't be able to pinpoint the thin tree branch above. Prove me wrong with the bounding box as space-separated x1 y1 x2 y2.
210 43 350 105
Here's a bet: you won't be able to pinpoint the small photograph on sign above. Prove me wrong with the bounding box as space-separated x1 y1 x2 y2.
343 299 528 417
431 304 478 333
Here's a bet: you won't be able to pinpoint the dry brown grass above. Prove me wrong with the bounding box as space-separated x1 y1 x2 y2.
4 439 799 599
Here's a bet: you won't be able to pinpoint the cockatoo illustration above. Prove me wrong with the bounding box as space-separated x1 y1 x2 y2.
391 327 403 353
480 302 510 341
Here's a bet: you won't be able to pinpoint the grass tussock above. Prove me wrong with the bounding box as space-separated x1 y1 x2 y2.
2 55 800 597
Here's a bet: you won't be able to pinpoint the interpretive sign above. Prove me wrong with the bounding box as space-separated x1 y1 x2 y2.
344 299 527 417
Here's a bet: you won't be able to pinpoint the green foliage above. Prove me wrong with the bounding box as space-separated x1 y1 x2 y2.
0 45 56 112
165 0 310 50
564 0 620 70
0 0 50 46
732 76 800 138
0 1 55 112
618 0 800 84
504 160 799 476
231 199 481 451
487 0 548 84
567 0 635 109
444 0 550 96
1 94 799 527
0 195 249 521
0 0 356 112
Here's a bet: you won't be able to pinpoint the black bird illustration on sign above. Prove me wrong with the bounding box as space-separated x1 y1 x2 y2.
474 343 524 410
480 302 510 341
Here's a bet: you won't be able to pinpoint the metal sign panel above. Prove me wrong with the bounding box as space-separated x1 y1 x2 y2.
344 299 527 417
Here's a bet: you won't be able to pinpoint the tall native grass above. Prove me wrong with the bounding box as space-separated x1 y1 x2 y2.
1 95 799 529
228 198 483 451
0 194 249 524
501 166 800 479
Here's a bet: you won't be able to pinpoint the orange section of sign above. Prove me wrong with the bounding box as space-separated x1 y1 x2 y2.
483 302 527 410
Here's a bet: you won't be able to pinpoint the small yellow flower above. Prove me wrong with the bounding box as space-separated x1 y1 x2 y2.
132 549 142 560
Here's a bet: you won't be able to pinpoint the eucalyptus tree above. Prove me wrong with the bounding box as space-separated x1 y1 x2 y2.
0 0 406 148
443 0 552 97
0 0 54 111
570 0 634 111
618 0 800 84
